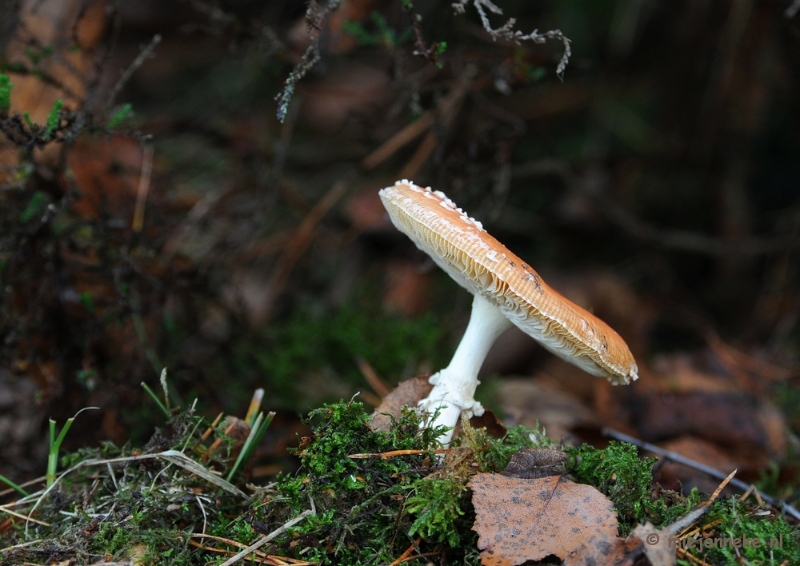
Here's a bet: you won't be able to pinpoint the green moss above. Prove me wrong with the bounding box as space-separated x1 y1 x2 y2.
254 402 445 564
677 498 800 565
406 478 466 546
248 402 551 565
567 441 657 533
648 486 703 526
3 395 796 566
567 441 800 565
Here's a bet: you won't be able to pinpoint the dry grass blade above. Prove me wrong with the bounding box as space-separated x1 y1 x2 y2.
19 449 245 537
0 504 50 527
218 509 314 566
190 533 315 564
159 450 245 497
0 539 44 554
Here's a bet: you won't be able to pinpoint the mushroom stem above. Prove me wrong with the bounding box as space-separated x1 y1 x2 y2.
420 293 513 445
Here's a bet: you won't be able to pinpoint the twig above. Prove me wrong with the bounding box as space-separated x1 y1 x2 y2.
132 144 153 232
261 179 348 321
356 357 391 398
399 77 470 179
106 34 162 109
388 538 422 566
667 469 737 536
275 44 320 122
349 448 449 460
360 112 434 171
218 509 314 566
0 505 50 526
603 428 800 521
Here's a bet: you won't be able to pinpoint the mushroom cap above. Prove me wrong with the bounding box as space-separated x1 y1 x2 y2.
379 180 638 384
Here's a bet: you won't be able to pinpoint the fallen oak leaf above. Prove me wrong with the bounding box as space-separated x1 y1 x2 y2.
469 473 619 565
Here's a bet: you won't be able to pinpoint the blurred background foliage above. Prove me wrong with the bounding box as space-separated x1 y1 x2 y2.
0 0 798 488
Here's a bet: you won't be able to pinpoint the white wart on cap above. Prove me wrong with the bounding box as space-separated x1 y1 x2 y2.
379 180 638 445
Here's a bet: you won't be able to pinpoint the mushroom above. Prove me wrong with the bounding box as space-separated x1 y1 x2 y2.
379 180 638 445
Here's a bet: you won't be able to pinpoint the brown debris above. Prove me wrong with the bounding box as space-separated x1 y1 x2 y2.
497 377 597 441
501 448 568 479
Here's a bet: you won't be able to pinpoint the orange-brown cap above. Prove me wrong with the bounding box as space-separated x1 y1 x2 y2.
379 180 638 384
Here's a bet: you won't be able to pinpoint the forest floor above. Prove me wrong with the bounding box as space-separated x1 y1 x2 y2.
1 0 799 564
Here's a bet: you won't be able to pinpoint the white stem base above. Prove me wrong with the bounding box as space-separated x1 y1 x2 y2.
418 294 512 446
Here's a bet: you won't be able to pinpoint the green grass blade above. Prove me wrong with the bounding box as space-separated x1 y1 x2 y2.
0 473 29 497
226 411 275 482
141 381 170 418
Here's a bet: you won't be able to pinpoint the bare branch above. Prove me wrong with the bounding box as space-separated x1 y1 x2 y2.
106 34 161 110
452 0 571 77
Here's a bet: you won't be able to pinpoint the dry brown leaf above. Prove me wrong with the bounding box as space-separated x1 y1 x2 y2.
469 473 618 565
562 534 640 566
468 409 508 440
496 377 596 440
369 376 432 432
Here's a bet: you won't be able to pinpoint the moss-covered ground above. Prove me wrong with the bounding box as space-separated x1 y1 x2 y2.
1 401 797 565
